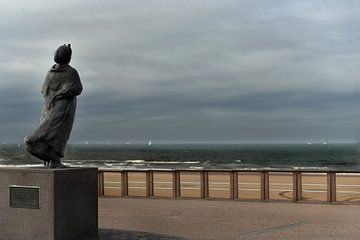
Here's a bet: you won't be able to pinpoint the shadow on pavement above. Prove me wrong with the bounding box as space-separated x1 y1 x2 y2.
98 228 187 240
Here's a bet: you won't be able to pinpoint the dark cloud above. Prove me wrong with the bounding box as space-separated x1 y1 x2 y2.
0 0 359 143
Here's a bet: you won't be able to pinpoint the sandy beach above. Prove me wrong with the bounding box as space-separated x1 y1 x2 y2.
102 171 360 203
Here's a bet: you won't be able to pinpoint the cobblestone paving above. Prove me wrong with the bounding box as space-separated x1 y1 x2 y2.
98 229 187 240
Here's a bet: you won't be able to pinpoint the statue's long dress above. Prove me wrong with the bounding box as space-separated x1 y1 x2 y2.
26 64 82 162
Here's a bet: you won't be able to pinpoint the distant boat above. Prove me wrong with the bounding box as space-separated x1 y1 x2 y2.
307 141 312 145
85 141 89 145
125 142 130 145
148 140 152 146
323 141 328 145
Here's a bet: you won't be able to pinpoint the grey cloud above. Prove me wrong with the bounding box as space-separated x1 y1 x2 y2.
0 0 359 143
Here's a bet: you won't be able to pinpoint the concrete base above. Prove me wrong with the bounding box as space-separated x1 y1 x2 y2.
0 167 98 240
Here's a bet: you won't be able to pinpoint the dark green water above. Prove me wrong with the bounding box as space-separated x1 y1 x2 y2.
1 143 359 170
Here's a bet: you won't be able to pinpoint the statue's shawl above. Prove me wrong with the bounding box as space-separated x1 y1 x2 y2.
42 64 82 110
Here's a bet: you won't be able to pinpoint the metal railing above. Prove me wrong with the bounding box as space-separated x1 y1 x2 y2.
98 169 360 204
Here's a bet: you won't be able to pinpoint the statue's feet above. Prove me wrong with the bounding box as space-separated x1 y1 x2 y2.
44 161 50 167
49 160 67 168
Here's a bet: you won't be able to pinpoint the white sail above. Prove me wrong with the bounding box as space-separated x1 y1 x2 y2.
148 140 152 146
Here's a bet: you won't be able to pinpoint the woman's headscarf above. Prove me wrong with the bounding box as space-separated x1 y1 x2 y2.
54 44 72 65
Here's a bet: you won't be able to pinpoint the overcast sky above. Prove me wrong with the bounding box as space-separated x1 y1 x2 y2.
0 0 359 143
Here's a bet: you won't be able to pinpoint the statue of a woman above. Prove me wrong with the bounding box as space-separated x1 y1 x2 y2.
25 44 83 168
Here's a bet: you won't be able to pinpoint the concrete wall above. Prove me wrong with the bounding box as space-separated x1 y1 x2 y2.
0 167 98 240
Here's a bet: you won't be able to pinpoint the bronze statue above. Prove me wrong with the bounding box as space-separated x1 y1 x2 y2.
25 44 83 168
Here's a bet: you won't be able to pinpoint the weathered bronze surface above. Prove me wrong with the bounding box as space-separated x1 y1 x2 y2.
25 44 82 168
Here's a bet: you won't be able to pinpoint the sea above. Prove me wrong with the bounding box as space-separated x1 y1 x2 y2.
1 143 360 170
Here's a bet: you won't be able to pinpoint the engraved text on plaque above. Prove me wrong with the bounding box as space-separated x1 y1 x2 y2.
9 185 40 209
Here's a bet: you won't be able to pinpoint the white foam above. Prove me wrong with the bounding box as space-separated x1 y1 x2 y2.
145 161 200 164
189 166 204 170
125 160 146 164
299 166 328 170
0 164 44 168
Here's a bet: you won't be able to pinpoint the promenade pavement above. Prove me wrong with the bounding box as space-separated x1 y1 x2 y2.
98 198 360 240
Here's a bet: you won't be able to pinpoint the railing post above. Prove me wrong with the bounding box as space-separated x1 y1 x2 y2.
297 171 302 201
173 170 181 198
121 170 128 197
146 170 154 198
327 172 336 203
98 171 104 196
292 171 297 202
261 171 269 201
332 172 336 202
293 171 302 202
230 171 238 200
201 171 209 199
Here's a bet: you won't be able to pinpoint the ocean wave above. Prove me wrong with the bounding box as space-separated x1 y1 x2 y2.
189 166 204 170
0 164 44 168
125 160 146 164
103 163 127 167
66 163 99 168
63 159 121 162
145 161 200 164
298 166 328 170
337 173 360 176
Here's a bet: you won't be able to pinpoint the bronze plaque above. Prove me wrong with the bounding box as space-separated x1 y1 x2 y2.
9 185 40 209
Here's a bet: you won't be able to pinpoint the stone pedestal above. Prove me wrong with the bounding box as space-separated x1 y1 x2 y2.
0 167 98 240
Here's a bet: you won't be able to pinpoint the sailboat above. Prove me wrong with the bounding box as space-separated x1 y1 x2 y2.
148 140 152 146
